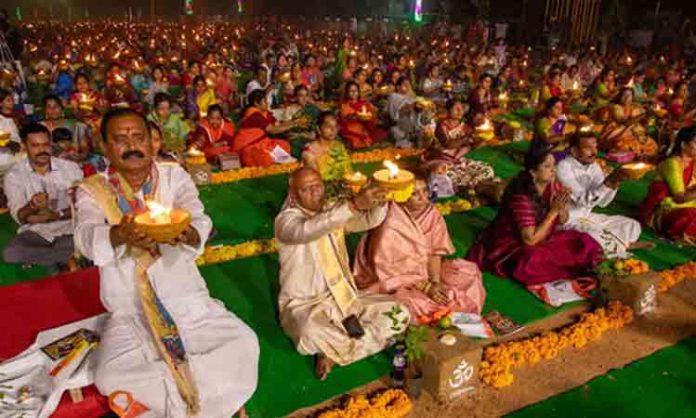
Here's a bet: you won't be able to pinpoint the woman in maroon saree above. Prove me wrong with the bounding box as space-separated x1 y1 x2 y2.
467 146 603 285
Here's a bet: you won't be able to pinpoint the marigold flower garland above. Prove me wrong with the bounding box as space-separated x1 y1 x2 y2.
208 148 424 185
196 239 277 266
196 198 476 266
479 301 634 388
316 389 412 418
658 261 696 292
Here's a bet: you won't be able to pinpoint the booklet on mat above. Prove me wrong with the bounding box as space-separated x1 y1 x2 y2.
484 311 524 336
40 328 99 361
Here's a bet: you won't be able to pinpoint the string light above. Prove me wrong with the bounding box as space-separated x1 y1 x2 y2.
414 0 423 23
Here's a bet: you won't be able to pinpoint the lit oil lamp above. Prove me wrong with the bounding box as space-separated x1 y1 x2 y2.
57 59 70 71
498 91 509 105
475 118 495 141
113 73 127 86
578 124 594 133
1 67 14 82
443 79 453 92
185 147 207 166
78 93 96 111
36 68 49 82
626 56 633 66
278 72 292 83
373 160 415 202
134 200 191 243
653 103 667 118
357 105 372 121
0 129 10 146
621 162 655 180
132 59 144 73
415 96 434 110
343 171 368 193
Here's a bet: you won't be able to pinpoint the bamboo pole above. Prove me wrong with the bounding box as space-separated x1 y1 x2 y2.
584 0 595 44
545 0 551 21
579 0 589 44
571 0 582 45
580 0 589 43
591 0 602 43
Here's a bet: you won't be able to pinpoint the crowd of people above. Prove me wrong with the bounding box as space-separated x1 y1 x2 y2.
0 17 695 418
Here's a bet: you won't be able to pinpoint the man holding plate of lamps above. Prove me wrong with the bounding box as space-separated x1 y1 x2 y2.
74 108 259 418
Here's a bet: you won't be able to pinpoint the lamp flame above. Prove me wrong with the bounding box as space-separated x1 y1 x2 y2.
383 160 399 179
478 119 493 131
145 201 172 225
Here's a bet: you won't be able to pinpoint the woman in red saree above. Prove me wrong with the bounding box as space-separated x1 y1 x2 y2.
354 174 486 323
191 104 236 162
339 81 387 149
467 146 603 285
668 82 696 129
640 127 696 244
68 73 106 138
232 89 298 167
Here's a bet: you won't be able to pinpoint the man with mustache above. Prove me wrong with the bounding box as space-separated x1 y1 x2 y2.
556 132 653 258
275 167 409 380
3 123 83 270
73 108 258 418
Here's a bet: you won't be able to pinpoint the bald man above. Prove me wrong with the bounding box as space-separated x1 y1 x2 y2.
275 168 409 380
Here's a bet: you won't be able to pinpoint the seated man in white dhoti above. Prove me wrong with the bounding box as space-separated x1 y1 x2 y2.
74 108 258 418
556 133 654 259
275 168 409 380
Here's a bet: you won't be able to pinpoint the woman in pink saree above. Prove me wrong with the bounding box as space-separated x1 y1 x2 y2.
354 173 486 323
467 146 603 285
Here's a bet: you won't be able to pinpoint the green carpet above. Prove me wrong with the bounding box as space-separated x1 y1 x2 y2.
1 141 695 417
508 337 696 418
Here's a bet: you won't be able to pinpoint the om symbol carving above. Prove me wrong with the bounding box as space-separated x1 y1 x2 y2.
638 284 657 315
448 359 474 389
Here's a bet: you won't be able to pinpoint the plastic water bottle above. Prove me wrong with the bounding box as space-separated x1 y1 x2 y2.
391 344 406 388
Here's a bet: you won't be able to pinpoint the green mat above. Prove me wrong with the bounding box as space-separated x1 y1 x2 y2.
508 337 696 418
1 141 695 417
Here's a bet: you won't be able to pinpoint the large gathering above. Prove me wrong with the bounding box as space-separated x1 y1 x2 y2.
0 1 695 418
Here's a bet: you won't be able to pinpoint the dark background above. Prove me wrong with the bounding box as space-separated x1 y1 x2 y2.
0 1 693 21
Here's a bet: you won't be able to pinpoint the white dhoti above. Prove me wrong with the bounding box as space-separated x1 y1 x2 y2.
95 299 259 418
281 292 407 366
556 157 643 259
564 213 641 259
75 163 260 417
276 201 409 367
